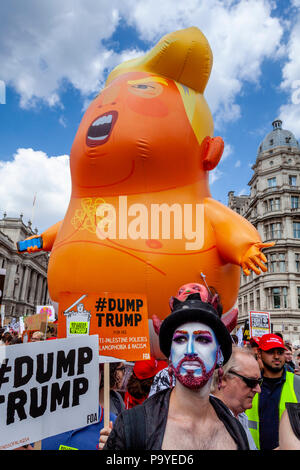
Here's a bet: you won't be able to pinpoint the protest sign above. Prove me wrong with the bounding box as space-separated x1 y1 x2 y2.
0 335 99 450
242 318 250 342
249 311 271 338
36 305 56 322
58 292 150 362
46 322 58 339
19 317 25 336
23 312 48 332
236 326 243 347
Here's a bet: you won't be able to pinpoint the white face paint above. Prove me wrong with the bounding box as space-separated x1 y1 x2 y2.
170 321 219 379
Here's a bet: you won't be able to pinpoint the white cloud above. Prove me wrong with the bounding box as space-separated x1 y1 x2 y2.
238 188 248 196
209 168 223 185
126 0 284 128
235 160 241 168
0 1 123 108
0 149 71 232
59 116 67 128
0 0 284 130
278 10 300 138
221 143 233 162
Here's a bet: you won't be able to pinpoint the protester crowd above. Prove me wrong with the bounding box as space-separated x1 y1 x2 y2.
2 284 300 451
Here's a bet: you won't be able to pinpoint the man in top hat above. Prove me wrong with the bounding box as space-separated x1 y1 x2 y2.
246 333 300 450
103 288 249 450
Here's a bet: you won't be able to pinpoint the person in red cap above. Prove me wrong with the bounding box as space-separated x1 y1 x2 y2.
249 336 263 370
124 357 168 409
246 333 300 450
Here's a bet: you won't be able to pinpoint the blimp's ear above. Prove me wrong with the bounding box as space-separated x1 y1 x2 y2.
200 136 224 171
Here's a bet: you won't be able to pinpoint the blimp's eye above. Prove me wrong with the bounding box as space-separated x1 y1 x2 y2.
128 81 164 98
132 84 155 89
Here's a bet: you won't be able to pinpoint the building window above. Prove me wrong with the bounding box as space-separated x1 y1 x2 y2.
272 287 281 308
268 177 277 188
265 223 282 239
256 290 260 310
270 223 282 239
293 222 300 238
268 198 280 211
294 326 298 332
250 292 254 310
283 287 288 308
243 296 248 315
298 287 300 308
269 253 286 272
289 175 297 186
296 254 300 272
291 196 299 209
272 287 288 309
269 253 276 272
279 253 286 272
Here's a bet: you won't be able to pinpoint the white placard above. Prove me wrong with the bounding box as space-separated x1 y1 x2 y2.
249 311 271 338
19 317 25 335
0 335 99 450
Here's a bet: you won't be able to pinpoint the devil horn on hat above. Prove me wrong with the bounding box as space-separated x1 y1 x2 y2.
221 307 238 333
152 314 162 335
169 296 175 311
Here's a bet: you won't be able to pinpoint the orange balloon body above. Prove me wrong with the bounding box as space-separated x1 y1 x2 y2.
24 28 271 324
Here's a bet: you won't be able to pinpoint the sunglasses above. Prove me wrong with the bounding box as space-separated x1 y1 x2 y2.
229 370 263 388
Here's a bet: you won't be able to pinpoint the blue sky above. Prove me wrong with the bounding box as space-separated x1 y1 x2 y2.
1 0 300 232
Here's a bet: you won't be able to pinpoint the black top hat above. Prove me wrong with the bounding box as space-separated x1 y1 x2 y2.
159 293 232 364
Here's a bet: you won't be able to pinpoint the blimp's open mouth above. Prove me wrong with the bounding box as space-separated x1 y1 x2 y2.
86 111 118 147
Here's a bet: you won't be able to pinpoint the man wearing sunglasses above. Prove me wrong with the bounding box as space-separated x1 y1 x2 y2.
212 346 262 450
246 333 300 450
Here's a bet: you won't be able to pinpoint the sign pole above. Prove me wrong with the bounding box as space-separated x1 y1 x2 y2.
104 362 110 428
34 440 42 450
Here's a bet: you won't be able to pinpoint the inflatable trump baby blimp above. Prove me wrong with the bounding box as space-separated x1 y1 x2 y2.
18 27 273 349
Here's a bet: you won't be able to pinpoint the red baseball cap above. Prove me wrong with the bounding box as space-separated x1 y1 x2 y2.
259 334 287 351
250 336 260 347
133 357 168 380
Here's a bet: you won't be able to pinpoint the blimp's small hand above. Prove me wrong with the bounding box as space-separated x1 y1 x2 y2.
16 235 43 253
241 242 275 275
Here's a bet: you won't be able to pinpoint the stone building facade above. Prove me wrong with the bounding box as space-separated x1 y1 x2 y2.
228 119 300 345
0 214 49 321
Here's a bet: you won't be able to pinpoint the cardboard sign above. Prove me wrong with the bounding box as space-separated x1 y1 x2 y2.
0 336 99 450
249 311 271 338
23 312 48 332
46 322 58 339
58 292 150 362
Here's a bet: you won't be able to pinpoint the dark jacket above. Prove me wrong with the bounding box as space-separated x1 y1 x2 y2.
104 388 249 450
